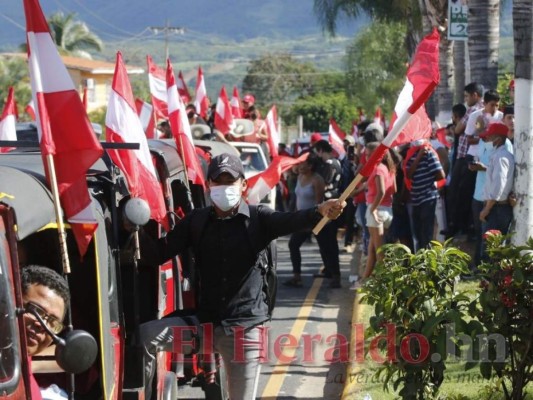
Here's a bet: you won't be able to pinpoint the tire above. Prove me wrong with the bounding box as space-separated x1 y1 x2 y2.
161 371 178 400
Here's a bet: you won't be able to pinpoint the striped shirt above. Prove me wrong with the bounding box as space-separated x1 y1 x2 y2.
456 101 484 159
406 151 444 206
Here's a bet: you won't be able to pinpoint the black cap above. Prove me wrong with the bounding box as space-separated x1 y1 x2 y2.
207 153 245 180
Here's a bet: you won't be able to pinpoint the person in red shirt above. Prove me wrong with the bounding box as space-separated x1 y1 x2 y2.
359 142 396 284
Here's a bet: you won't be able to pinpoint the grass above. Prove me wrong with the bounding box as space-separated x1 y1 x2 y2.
347 280 532 400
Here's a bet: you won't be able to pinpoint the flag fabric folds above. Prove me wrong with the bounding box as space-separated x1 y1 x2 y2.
361 28 440 177
106 52 168 231
328 118 346 159
0 87 17 153
214 86 234 135
245 153 308 205
135 98 156 138
265 105 280 158
230 86 242 118
26 99 36 120
194 66 209 119
167 59 206 188
177 71 191 104
24 0 104 256
147 55 168 119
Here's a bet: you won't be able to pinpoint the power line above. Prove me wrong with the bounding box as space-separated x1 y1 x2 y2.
149 20 185 60
0 12 25 31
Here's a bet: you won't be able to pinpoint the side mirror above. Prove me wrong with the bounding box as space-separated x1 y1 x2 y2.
23 307 98 374
123 197 151 227
55 330 98 374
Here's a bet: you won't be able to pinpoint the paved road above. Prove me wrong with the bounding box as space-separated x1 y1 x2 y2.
177 234 357 399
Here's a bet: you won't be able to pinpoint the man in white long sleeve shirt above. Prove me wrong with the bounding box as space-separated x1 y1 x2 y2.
479 122 515 238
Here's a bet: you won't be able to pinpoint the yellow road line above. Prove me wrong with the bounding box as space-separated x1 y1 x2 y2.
260 277 323 398
341 290 362 399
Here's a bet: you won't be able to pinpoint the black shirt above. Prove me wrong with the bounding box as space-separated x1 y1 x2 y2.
150 202 321 334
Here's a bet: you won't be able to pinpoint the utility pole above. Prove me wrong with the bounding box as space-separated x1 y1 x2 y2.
149 19 185 60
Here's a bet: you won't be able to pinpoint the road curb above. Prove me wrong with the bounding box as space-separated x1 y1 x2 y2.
341 289 362 399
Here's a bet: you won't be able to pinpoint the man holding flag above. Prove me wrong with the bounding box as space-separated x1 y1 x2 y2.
139 153 345 400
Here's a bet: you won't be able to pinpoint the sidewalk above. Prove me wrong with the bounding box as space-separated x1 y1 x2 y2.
340 234 477 399
341 241 365 399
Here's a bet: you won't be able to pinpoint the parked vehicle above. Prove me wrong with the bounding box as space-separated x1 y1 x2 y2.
0 127 233 400
230 142 277 210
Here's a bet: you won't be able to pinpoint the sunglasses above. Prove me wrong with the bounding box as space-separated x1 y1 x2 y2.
24 301 64 334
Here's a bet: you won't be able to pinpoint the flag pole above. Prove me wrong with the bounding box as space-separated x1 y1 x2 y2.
45 153 71 274
312 110 412 235
177 133 192 191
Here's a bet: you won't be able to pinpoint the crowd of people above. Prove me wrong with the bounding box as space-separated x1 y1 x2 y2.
275 80 516 289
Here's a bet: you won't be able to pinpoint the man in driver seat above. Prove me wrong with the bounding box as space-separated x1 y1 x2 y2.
21 265 70 400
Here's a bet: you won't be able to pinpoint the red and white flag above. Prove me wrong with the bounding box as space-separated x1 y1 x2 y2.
265 105 280 158
194 66 209 119
214 86 234 135
351 120 359 139
230 86 242 118
245 153 308 205
0 86 17 153
361 29 440 177
177 71 191 104
26 99 36 120
167 59 206 188
147 55 168 119
374 106 386 130
24 0 104 256
106 52 168 231
135 98 156 139
328 118 346 159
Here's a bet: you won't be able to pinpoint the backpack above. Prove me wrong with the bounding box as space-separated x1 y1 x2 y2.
190 205 278 317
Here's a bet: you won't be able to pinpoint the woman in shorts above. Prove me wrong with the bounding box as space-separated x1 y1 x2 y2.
361 142 396 281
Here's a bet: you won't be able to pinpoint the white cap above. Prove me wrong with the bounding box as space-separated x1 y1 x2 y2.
364 122 384 136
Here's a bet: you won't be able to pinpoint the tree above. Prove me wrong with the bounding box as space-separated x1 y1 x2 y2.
344 22 407 121
313 0 423 55
512 0 533 245
21 12 103 58
314 0 455 121
242 53 325 108
468 0 501 90
286 92 359 133
0 56 32 120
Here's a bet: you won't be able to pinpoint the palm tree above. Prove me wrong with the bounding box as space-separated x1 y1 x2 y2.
453 40 466 103
467 0 500 90
48 12 103 57
313 0 454 121
20 12 103 58
512 0 533 247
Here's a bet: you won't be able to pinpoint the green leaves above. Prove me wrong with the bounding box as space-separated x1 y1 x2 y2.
471 231 533 399
360 241 472 399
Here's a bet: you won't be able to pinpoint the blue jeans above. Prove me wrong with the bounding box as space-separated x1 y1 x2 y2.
411 199 437 252
471 199 484 267
481 203 513 261
140 319 264 400
355 203 369 255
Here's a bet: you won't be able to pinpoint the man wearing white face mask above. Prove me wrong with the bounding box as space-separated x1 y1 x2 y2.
138 153 346 400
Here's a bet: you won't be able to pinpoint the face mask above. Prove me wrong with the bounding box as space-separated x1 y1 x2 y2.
209 184 241 211
250 113 257 121
187 112 195 119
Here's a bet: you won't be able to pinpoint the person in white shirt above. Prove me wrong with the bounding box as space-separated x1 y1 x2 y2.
464 89 503 162
478 123 515 259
